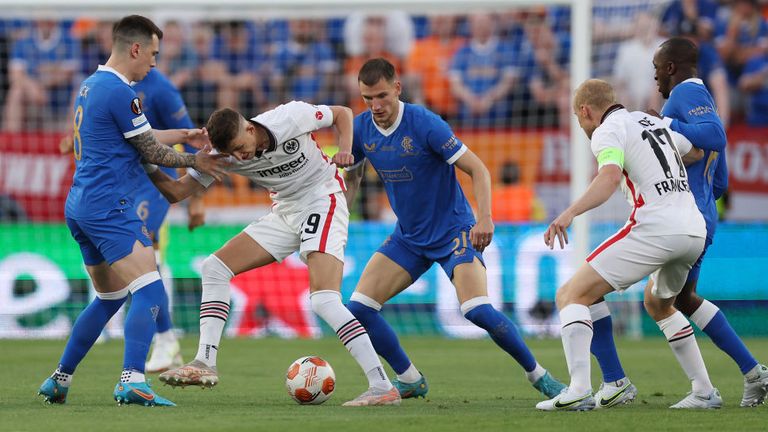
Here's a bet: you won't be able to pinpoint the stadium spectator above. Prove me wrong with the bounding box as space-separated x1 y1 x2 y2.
612 11 664 112
209 20 268 113
156 20 198 91
343 11 414 60
715 0 768 87
680 25 732 126
403 14 464 120
661 0 720 40
738 47 768 126
344 15 404 115
518 9 571 128
2 19 79 131
183 22 218 126
449 12 517 127
491 161 545 223
74 19 112 78
271 18 338 105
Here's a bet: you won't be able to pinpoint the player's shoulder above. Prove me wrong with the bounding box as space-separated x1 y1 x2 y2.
671 79 710 99
353 110 372 129
403 103 444 127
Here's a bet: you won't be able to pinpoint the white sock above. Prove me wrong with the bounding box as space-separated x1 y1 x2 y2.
657 311 713 396
689 300 719 330
525 363 547 384
195 255 233 368
397 363 422 384
559 304 593 395
155 329 177 346
120 369 145 383
310 290 392 391
52 368 72 387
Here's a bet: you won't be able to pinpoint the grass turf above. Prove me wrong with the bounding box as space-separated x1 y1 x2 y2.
2 337 767 432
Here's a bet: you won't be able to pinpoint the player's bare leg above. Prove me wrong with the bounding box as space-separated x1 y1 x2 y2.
160 233 275 388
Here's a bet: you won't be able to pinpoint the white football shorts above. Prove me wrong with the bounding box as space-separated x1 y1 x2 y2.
587 227 705 298
243 191 348 264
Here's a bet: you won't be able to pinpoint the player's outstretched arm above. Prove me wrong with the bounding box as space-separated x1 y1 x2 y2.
343 161 366 210
142 164 206 203
128 131 228 181
545 164 622 250
454 149 494 252
153 128 209 149
329 105 355 168
681 147 705 165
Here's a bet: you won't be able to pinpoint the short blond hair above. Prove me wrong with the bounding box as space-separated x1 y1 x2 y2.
573 79 616 113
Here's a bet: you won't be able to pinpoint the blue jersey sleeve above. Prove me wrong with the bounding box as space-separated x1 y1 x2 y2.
423 111 465 164
664 84 726 152
109 85 151 138
154 84 196 152
713 150 728 199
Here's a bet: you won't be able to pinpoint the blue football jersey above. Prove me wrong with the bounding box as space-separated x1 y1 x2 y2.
352 102 475 247
65 65 151 220
661 78 727 240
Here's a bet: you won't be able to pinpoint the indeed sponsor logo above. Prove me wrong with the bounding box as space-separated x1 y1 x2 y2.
255 153 307 177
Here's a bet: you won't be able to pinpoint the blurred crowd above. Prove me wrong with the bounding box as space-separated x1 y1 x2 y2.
0 0 766 221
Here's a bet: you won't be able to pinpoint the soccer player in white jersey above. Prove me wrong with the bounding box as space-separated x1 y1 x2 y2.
537 79 720 411
147 101 401 406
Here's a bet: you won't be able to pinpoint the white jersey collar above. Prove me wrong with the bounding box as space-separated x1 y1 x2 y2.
372 100 405 136
681 77 704 86
97 65 131 85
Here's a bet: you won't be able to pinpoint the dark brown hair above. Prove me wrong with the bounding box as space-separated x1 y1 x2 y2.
112 15 163 47
206 108 243 152
358 58 396 86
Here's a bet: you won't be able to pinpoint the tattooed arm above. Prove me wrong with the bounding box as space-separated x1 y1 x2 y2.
128 131 228 180
128 130 196 167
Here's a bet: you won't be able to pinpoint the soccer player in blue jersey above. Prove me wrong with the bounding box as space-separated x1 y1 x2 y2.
37 15 226 407
133 68 207 373
589 37 768 409
344 58 566 400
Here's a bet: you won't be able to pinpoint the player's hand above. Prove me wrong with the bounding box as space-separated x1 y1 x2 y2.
469 215 494 252
645 109 662 118
544 210 573 250
194 143 229 182
59 135 74 155
187 197 206 231
332 151 354 168
185 127 210 149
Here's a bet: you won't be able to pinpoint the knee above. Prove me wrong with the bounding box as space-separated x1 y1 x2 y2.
202 255 234 283
673 292 702 316
644 295 673 322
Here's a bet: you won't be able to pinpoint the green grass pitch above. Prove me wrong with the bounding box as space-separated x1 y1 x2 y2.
2 337 767 432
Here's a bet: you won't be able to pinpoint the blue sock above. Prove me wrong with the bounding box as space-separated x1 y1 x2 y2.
464 304 537 372
590 315 626 382
123 279 167 373
347 300 412 374
703 311 758 374
58 296 127 374
155 299 172 333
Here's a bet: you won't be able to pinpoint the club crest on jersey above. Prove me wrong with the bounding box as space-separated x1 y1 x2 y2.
130 97 143 115
363 142 377 152
283 139 300 154
400 136 415 155
79 85 89 98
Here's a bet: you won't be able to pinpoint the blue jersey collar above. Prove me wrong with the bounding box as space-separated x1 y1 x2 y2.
97 65 131 85
372 100 405 137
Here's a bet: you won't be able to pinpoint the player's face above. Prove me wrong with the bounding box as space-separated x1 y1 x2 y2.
652 51 671 99
360 78 402 129
134 34 160 81
574 104 596 139
227 121 265 161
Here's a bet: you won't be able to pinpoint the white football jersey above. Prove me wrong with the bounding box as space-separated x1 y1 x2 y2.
591 106 705 237
191 101 345 213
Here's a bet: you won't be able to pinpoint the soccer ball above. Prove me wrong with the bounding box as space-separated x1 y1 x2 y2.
285 356 336 405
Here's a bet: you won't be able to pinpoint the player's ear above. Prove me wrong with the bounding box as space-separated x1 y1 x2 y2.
130 42 141 59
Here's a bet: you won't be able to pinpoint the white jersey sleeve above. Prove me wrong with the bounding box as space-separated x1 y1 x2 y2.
253 101 333 143
590 119 627 169
669 130 693 155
